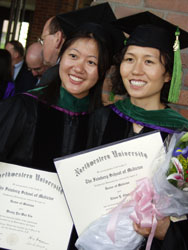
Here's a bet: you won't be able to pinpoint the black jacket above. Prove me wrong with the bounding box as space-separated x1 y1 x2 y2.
14 62 37 94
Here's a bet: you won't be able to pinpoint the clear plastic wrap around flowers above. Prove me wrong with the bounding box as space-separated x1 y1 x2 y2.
75 132 188 250
75 206 144 250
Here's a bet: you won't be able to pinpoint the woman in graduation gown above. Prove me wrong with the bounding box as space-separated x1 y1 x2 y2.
87 12 188 250
0 22 119 173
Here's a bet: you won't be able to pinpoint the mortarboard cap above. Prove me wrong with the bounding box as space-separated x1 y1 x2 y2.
56 3 117 37
114 11 188 103
70 21 125 60
114 11 188 52
57 3 125 56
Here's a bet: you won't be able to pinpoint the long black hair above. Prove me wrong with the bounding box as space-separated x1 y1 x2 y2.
111 45 174 104
0 49 13 99
38 23 113 112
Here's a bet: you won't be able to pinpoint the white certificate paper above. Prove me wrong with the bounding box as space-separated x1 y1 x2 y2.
55 131 165 236
0 162 73 250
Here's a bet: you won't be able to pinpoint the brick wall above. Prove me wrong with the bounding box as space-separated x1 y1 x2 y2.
27 0 76 46
92 0 188 118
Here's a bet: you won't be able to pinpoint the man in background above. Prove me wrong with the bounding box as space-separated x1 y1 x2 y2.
39 16 65 67
5 40 37 94
37 16 65 85
26 42 49 86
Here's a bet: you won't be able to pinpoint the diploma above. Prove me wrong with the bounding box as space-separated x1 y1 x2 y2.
0 162 73 250
55 131 165 236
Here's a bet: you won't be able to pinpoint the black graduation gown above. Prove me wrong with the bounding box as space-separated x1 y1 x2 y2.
87 105 170 149
87 105 188 250
0 94 89 172
0 93 90 250
32 98 89 172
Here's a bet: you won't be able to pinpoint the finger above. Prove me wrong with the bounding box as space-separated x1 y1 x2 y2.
133 222 139 232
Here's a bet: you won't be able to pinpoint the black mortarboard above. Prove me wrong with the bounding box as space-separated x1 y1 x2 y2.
68 21 125 60
57 3 125 56
56 3 117 37
114 11 188 103
114 11 188 52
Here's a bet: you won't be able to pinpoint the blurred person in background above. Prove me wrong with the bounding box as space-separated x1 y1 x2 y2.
0 49 15 99
37 16 66 86
5 40 37 93
40 16 65 67
26 42 49 86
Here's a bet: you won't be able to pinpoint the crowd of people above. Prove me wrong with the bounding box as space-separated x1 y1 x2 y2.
0 2 188 250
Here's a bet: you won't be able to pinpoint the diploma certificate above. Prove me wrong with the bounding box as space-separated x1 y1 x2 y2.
0 162 73 250
55 131 165 236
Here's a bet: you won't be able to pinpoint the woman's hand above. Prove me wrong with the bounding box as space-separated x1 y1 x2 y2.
133 217 170 240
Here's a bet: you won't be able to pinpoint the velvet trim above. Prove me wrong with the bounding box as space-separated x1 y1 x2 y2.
24 86 89 116
111 105 175 134
113 98 188 131
57 86 89 113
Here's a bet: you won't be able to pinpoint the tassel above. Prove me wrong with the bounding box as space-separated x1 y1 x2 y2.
124 38 127 46
109 91 115 102
168 27 182 103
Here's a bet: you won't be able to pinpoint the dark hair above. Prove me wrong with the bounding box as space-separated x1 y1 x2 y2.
49 16 65 38
0 49 13 98
111 45 174 104
38 23 112 112
6 40 25 57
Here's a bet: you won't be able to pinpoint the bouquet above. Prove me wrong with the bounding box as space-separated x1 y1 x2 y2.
75 132 188 250
166 132 188 191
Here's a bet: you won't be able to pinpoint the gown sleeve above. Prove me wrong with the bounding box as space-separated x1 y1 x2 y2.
160 219 188 250
140 219 187 250
87 105 111 149
0 94 37 166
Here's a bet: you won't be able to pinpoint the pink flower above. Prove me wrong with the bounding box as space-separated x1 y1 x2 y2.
167 157 185 187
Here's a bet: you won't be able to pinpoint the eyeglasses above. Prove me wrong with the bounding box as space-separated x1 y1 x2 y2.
38 34 51 45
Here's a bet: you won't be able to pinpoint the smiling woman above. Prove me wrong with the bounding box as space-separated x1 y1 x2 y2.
0 21 122 172
34 22 119 113
0 5 125 250
59 37 99 99
120 46 170 110
87 11 188 250
88 11 188 145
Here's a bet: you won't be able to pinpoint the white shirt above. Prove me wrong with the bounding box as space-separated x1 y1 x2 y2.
13 60 24 80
